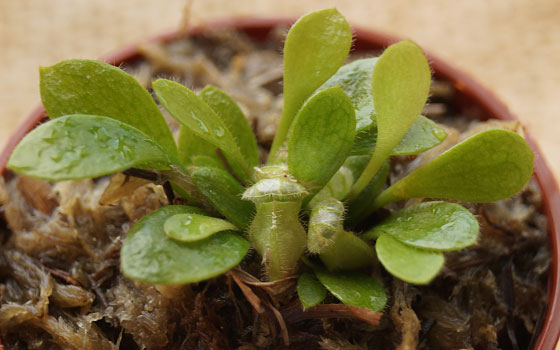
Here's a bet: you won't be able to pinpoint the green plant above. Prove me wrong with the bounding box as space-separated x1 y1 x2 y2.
7 8 533 313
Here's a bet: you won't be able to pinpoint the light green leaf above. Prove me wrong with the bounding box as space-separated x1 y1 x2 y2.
373 129 534 209
269 8 352 158
121 205 250 284
177 125 226 170
392 116 447 155
320 230 376 271
364 201 478 251
164 213 237 242
152 79 251 184
375 234 444 285
314 269 387 312
288 87 356 189
39 59 177 156
307 165 353 209
297 272 327 308
189 166 254 229
8 115 173 181
199 85 259 168
349 41 431 200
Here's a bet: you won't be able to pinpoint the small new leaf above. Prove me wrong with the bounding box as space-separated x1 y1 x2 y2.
164 213 237 242
8 115 173 181
297 272 327 308
363 201 479 251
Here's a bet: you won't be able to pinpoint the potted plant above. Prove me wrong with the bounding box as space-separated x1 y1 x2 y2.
1 9 559 350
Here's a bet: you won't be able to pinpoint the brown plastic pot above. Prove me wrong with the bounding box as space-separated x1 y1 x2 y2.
1 18 559 349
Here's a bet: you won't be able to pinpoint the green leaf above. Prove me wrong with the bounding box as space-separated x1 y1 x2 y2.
375 234 444 285
320 230 376 271
189 166 255 229
39 59 177 156
288 87 356 189
121 205 250 284
307 165 353 209
269 8 352 158
177 125 226 170
314 269 387 312
8 115 173 181
346 161 390 224
297 272 327 308
348 41 431 200
152 79 251 184
164 213 237 242
363 201 478 250
199 85 259 168
373 129 534 209
392 116 447 155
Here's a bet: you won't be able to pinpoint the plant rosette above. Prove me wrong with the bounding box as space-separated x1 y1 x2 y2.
1 10 559 350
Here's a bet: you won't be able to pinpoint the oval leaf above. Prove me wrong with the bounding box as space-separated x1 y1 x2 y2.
40 59 177 156
164 213 237 242
269 8 352 158
364 201 478 251
297 272 327 308
376 234 444 285
349 41 431 199
288 87 356 189
373 129 535 208
8 115 173 181
189 166 255 229
121 205 250 284
392 116 447 155
153 79 251 184
315 269 387 312
199 86 259 168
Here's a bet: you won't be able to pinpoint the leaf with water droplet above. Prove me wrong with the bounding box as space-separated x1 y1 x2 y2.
348 41 431 200
269 8 352 159
375 234 444 285
8 115 174 181
297 272 327 308
189 166 255 229
199 85 259 168
314 268 387 312
373 129 534 209
153 79 252 184
164 213 238 242
363 201 479 250
288 86 356 191
121 205 250 284
40 59 177 156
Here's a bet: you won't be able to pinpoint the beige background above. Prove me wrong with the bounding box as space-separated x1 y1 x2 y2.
1 0 559 181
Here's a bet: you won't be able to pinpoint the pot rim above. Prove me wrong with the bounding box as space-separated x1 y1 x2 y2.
0 17 558 350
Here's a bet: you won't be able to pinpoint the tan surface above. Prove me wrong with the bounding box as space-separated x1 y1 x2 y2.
1 0 559 181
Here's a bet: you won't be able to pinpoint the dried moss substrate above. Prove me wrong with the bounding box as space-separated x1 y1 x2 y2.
0 28 550 349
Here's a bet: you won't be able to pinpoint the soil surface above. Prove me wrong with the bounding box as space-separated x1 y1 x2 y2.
0 28 550 349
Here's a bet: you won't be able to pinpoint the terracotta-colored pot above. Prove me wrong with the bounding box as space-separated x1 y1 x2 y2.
1 18 559 349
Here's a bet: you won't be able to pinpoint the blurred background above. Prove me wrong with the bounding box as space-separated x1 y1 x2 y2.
1 0 559 181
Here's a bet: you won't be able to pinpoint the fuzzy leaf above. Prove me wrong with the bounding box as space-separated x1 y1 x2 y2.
189 166 254 229
153 79 251 184
40 59 177 156
199 86 259 168
349 41 431 199
177 125 226 170
315 269 387 312
8 115 173 181
164 213 237 242
288 87 356 189
373 129 534 209
392 116 447 155
375 234 444 285
269 8 352 158
297 272 327 308
121 206 250 284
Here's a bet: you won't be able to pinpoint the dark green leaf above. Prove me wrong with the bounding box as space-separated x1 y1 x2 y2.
392 116 447 155
269 8 352 158
288 87 356 189
152 79 251 184
346 161 390 224
8 115 173 181
40 59 177 156
189 166 255 229
164 213 237 242
297 272 327 308
364 201 478 251
121 206 250 284
375 234 444 285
